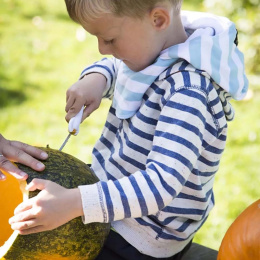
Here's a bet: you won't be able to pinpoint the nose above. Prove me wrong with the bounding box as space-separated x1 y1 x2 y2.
98 39 112 55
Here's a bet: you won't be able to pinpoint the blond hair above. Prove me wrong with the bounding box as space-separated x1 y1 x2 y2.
65 0 183 24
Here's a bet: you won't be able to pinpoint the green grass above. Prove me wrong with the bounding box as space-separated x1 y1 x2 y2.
1 0 259 251
0 0 106 162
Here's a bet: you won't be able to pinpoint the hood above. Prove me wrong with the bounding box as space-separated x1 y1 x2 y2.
164 10 248 100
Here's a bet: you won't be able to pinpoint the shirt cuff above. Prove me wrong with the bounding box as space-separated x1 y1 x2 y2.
78 182 107 224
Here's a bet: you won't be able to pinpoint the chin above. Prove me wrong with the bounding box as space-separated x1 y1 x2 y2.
123 61 147 72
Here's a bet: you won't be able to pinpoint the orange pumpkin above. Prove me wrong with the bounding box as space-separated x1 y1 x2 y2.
217 199 260 260
0 172 23 248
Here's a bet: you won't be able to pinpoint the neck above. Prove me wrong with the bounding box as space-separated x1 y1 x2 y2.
162 14 187 50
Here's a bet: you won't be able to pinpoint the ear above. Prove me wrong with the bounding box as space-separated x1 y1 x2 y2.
149 7 170 31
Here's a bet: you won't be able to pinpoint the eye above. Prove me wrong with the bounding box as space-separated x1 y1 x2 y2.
104 39 114 45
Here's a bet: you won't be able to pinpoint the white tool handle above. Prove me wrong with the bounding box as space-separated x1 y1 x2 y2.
68 106 84 136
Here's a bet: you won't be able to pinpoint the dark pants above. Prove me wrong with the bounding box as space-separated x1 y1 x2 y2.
95 230 192 260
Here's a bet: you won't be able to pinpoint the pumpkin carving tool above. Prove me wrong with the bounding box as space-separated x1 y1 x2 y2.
59 106 84 151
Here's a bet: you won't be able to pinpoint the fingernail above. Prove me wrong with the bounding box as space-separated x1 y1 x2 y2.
41 152 48 159
20 172 27 177
0 174 6 180
36 162 45 169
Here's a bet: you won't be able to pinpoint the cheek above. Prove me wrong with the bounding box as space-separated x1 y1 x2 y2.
115 39 157 70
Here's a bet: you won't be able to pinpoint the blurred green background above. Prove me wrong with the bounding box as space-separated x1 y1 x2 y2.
1 0 259 251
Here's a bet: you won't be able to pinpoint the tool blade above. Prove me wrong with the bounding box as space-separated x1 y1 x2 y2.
59 133 71 151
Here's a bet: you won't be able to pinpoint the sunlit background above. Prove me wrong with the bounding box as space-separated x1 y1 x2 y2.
1 0 259 251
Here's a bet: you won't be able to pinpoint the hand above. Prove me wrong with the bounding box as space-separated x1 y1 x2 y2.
65 73 107 122
0 134 48 181
9 178 83 235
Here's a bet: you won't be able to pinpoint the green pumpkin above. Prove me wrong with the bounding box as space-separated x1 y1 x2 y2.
0 147 110 260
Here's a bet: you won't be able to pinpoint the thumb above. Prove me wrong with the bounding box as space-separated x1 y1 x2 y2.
83 102 99 120
26 178 49 191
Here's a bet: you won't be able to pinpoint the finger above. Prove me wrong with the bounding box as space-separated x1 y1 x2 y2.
65 106 77 122
65 94 76 113
26 178 49 192
65 105 84 122
4 144 46 172
14 200 33 215
17 225 45 235
82 106 90 121
83 102 100 120
0 156 28 180
11 219 38 232
9 208 35 224
10 141 48 160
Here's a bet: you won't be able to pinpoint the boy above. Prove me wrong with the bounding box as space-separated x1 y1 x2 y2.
10 0 248 259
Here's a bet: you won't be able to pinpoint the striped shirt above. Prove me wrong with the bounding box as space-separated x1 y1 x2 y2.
79 59 230 257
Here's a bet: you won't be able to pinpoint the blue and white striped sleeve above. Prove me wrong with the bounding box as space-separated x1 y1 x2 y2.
79 57 120 98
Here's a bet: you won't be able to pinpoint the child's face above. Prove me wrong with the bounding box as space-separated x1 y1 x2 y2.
82 13 163 71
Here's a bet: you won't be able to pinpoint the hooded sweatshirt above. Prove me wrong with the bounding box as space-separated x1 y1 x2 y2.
78 11 248 257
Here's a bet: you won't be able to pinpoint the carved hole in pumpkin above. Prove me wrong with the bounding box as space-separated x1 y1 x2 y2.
0 172 27 254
